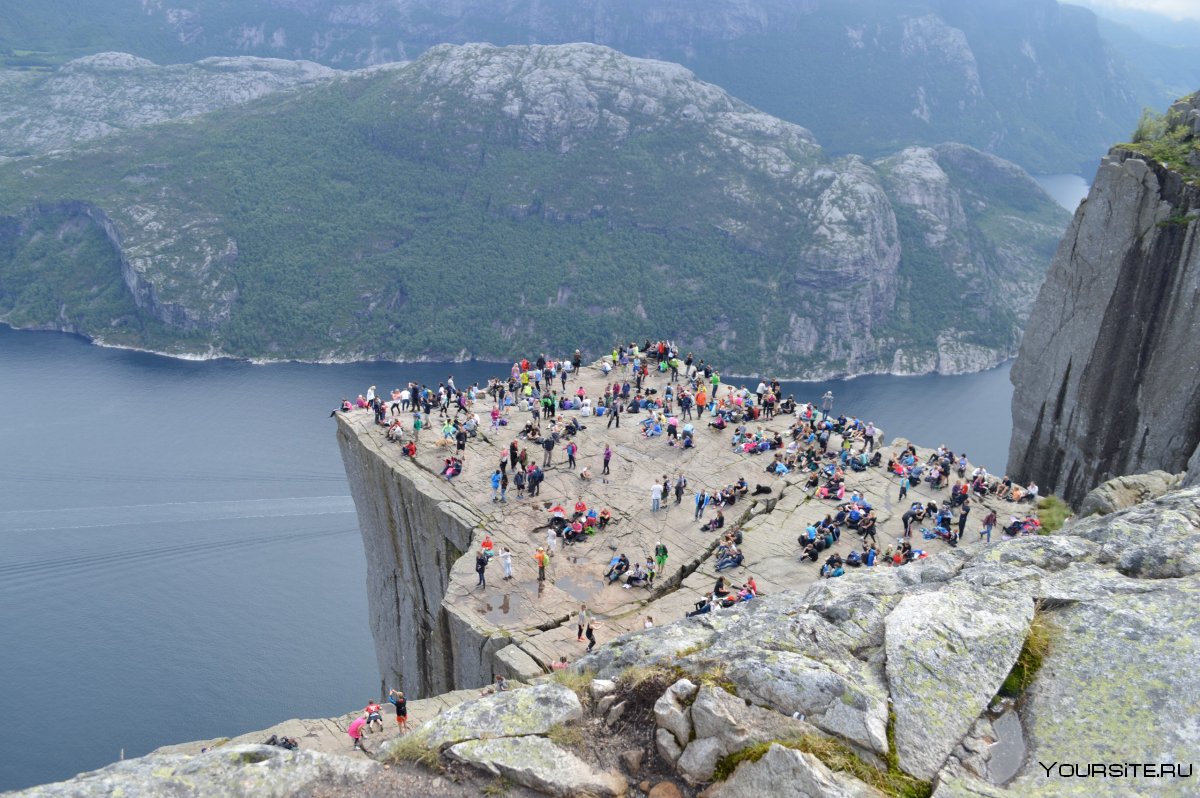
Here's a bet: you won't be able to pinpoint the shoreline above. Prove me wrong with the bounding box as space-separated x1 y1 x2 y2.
0 322 1015 382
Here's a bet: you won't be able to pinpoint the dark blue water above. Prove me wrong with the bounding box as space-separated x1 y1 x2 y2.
0 326 1014 790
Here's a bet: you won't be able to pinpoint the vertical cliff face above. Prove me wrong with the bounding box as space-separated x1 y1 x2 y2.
1008 92 1200 506
336 420 502 698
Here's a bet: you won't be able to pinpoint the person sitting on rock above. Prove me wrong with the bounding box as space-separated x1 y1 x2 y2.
564 519 587 544
625 561 649 588
605 553 630 583
598 508 612 530
687 595 713 618
715 548 744 571
700 510 725 533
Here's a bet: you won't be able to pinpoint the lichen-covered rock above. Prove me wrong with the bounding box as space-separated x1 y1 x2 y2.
654 679 698 749
1065 487 1200 578
9 745 379 797
720 649 889 756
1011 581 1200 797
405 683 583 750
447 735 626 797
676 685 816 783
1079 471 1183 517
885 586 1033 781
700 743 882 798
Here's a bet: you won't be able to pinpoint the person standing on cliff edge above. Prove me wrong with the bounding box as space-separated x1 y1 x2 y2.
476 548 488 588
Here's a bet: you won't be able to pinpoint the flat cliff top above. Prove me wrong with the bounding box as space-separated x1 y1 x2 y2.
337 361 1027 672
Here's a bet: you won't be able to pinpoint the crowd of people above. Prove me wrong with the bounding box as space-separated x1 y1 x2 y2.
333 337 1051 701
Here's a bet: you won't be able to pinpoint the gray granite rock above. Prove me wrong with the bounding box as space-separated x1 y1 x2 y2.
9 745 379 797
1008 92 1200 506
885 586 1033 781
700 743 882 798
676 685 817 783
1079 471 1182 517
446 735 626 797
404 683 583 750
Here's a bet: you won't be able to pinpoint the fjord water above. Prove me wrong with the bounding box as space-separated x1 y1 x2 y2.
0 326 1014 790
1035 173 1090 212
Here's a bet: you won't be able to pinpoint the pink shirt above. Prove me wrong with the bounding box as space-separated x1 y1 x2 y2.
348 717 367 739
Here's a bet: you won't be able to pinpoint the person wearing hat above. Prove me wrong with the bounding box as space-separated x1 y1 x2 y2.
534 547 548 581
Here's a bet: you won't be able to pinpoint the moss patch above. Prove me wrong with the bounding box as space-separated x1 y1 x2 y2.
549 667 593 702
544 721 586 751
714 734 932 798
1035 496 1071 534
385 734 442 770
998 608 1055 698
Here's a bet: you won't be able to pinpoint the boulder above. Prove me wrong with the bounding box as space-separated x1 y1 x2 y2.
493 644 545 683
885 586 1033 781
676 685 818 783
407 683 583 749
700 743 882 798
447 735 626 797
591 678 618 701
1066 487 1200 578
654 678 698 748
721 650 890 755
1079 471 1182 517
10 745 380 798
1009 582 1200 796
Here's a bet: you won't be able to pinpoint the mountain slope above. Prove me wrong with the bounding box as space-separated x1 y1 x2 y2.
0 52 335 160
0 43 1067 377
0 0 1156 173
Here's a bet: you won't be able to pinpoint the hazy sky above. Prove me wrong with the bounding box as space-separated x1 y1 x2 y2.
1073 0 1200 21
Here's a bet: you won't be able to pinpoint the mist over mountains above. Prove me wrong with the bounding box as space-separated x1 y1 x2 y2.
0 0 1188 173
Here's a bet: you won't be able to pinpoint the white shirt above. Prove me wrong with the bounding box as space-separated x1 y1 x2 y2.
651 484 663 499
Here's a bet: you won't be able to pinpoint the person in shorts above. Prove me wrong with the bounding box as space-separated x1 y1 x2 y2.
388 689 408 733
364 700 384 733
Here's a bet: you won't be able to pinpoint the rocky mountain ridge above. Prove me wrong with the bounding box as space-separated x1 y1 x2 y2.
0 52 335 161
0 43 1066 378
0 0 1156 172
1008 90 1200 506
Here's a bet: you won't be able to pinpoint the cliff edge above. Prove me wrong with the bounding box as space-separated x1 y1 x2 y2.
336 358 1021 704
1008 90 1200 506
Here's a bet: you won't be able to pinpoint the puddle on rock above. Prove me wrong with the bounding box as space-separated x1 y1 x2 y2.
481 593 514 624
988 708 1027 785
553 573 600 602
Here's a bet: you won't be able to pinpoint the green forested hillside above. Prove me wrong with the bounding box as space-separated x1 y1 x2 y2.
0 44 1066 377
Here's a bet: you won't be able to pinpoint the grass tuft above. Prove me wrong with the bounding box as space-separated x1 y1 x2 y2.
550 667 594 702
1035 496 1071 534
481 776 512 797
714 735 931 798
999 607 1056 698
544 722 586 750
385 734 442 771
